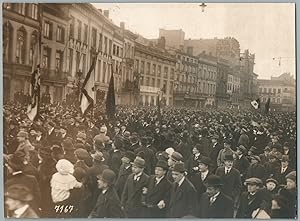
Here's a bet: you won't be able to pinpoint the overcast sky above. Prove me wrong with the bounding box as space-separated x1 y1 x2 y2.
92 3 295 79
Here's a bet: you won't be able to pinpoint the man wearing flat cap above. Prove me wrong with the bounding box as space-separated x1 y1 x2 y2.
5 184 39 218
121 157 149 217
167 162 197 218
199 175 234 218
237 177 271 218
89 169 125 218
233 145 250 182
246 155 267 182
166 151 183 182
143 160 171 218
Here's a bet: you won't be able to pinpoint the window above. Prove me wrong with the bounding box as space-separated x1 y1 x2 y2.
97 60 101 82
146 77 150 86
76 51 80 72
82 54 86 73
268 88 271 93
273 88 276 94
29 4 38 20
16 29 26 64
141 61 145 73
102 62 106 83
170 68 174 80
15 3 25 15
104 37 108 53
263 97 266 102
264 88 267 93
44 21 52 39
135 59 139 71
68 49 73 73
113 44 116 55
55 51 63 73
152 78 155 87
259 88 262 93
157 79 160 88
3 3 12 9
69 17 74 39
98 33 103 51
109 40 112 55
77 20 82 41
29 33 37 66
277 98 280 103
117 46 119 57
146 62 150 75
91 28 97 48
43 47 51 69
158 65 161 77
164 67 168 78
278 88 281 93
152 64 156 75
56 26 64 43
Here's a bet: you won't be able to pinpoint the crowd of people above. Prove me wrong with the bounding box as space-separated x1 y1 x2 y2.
3 102 297 218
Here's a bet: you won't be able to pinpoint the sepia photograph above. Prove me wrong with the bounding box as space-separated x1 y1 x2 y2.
2 2 296 219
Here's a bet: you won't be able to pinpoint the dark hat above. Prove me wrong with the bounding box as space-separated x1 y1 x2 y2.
244 177 263 186
237 145 247 155
98 169 116 185
62 138 75 150
250 155 261 162
17 131 28 139
210 134 219 140
73 167 87 182
131 157 145 168
38 147 52 158
156 151 169 161
76 132 87 140
5 184 33 202
137 151 145 159
170 151 183 162
113 137 123 149
198 156 211 166
280 155 289 162
172 162 186 173
51 145 64 155
123 151 135 162
266 178 279 186
224 154 234 161
285 171 296 182
193 144 202 152
205 175 223 187
156 160 169 170
7 151 25 171
74 148 90 160
223 139 231 145
60 125 68 131
249 146 257 152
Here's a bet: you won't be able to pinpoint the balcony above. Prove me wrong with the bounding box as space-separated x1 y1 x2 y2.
40 69 68 84
173 91 208 99
121 79 139 93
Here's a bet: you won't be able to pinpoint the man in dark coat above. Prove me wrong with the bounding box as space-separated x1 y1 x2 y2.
62 138 77 164
45 121 57 146
189 156 212 200
199 175 234 218
166 162 197 218
238 127 249 148
134 136 155 175
233 145 250 182
282 142 296 169
143 160 171 218
108 137 124 175
276 155 292 185
89 169 125 218
115 151 135 198
236 178 271 218
246 155 267 182
121 157 149 217
209 134 222 172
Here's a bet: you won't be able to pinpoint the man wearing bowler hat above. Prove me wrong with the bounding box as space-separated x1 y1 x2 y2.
216 154 242 210
167 162 197 218
276 155 292 185
5 184 39 218
199 175 234 218
89 169 125 218
143 160 171 218
121 157 149 217
115 151 135 198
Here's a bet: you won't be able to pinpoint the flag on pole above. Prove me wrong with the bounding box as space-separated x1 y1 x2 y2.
251 98 261 109
27 35 40 121
106 64 116 120
265 97 270 114
80 54 97 115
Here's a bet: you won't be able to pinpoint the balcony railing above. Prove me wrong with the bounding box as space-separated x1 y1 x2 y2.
40 69 68 84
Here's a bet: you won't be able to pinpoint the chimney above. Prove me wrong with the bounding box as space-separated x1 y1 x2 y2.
103 10 109 18
120 22 125 29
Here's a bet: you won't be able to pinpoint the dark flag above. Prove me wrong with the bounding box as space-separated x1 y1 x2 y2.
80 53 97 115
106 64 116 120
251 98 261 109
157 92 162 125
27 32 40 121
265 97 271 114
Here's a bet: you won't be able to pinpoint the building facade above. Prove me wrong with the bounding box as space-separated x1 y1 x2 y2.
258 73 295 112
3 3 41 103
134 41 176 106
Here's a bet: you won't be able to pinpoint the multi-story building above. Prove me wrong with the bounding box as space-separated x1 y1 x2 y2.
216 58 230 107
134 40 176 106
258 73 295 112
159 29 185 50
40 4 69 102
227 68 241 106
3 3 41 102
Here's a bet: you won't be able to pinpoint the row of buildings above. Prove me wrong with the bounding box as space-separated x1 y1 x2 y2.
3 3 295 110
